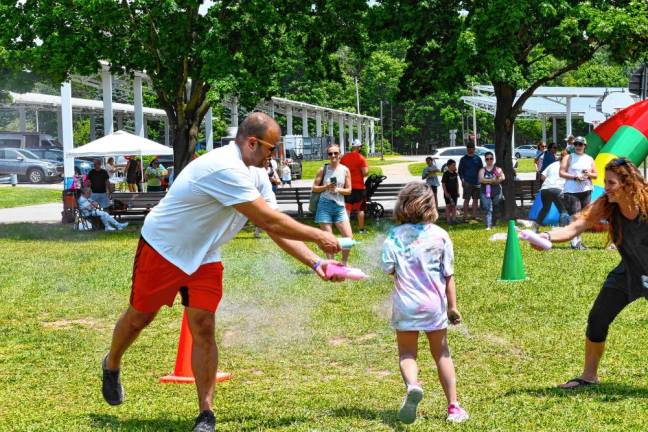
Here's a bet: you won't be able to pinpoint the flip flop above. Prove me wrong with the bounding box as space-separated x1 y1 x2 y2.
559 377 599 389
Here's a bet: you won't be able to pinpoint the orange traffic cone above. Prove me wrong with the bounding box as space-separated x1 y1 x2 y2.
160 310 232 384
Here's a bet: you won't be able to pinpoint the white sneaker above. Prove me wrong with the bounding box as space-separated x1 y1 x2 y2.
104 225 116 232
398 385 423 424
447 402 469 423
117 222 129 230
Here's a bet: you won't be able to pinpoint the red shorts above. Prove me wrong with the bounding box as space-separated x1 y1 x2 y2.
344 189 366 212
130 238 223 313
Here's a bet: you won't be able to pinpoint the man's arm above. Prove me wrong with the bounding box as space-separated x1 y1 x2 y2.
266 232 342 281
233 197 340 254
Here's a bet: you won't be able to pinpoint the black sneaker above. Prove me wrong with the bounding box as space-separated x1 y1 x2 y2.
193 410 216 432
102 354 124 405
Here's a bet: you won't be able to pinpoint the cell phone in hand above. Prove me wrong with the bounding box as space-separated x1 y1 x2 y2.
329 176 337 184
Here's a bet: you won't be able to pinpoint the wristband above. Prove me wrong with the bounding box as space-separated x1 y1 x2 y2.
542 231 551 241
312 259 322 272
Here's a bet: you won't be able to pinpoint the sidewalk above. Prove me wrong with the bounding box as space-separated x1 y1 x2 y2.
0 202 62 224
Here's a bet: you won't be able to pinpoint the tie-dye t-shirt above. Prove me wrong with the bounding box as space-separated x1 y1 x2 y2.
381 223 454 331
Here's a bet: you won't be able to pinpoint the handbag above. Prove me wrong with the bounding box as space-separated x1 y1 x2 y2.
308 163 328 214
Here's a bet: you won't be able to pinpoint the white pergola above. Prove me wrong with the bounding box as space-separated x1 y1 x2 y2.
3 61 379 181
462 85 634 144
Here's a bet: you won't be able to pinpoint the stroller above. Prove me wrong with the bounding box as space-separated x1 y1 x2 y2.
364 174 387 219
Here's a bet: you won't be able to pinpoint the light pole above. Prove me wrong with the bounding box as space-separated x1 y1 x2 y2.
380 100 384 160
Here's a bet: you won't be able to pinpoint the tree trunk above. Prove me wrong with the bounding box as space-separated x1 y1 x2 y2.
170 105 203 176
493 82 518 220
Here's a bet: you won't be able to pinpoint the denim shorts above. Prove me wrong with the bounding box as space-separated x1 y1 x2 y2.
315 196 348 224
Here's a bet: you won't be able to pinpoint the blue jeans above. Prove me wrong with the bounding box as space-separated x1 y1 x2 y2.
480 193 502 228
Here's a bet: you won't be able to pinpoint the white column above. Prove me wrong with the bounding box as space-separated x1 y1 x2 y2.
541 115 547 143
101 67 113 135
35 110 39 132
89 114 96 141
61 82 74 182
316 111 322 137
566 96 572 137
338 115 344 149
511 123 516 148
164 118 170 146
370 120 375 153
301 108 308 137
348 117 354 145
134 75 144 137
552 117 558 143
206 108 214 151
231 97 239 126
18 107 26 132
286 106 293 136
364 120 370 150
328 114 334 137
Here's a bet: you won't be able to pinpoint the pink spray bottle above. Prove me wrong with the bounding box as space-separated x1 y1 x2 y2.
325 263 368 281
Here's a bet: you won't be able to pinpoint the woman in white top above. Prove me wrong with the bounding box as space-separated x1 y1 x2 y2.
312 144 353 264
559 136 598 249
537 156 569 227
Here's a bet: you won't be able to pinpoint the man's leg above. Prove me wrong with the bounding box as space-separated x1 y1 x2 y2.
471 190 479 219
106 306 157 369
185 307 218 413
357 210 365 231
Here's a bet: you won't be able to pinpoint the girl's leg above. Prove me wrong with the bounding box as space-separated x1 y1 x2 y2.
396 331 420 387
319 223 335 259
334 218 353 265
425 329 457 404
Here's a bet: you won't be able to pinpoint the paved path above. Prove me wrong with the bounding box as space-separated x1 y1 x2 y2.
0 202 62 224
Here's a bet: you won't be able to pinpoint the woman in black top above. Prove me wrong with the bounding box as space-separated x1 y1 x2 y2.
538 158 648 388
125 158 142 192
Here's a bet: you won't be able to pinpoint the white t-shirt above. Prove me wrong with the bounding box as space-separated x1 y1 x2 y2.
540 161 565 191
141 143 277 275
563 153 594 193
281 165 292 181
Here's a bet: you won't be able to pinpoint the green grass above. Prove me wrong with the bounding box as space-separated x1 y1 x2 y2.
2 221 647 431
409 159 537 176
301 157 404 179
0 186 62 209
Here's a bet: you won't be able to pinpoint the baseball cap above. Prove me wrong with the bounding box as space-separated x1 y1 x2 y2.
574 136 587 145
351 139 362 147
466 142 475 148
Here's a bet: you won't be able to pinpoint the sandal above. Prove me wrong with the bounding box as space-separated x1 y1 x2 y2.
559 377 599 389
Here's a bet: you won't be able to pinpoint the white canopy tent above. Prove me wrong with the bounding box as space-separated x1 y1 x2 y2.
67 130 173 184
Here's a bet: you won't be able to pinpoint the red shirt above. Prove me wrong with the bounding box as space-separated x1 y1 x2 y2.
340 151 368 189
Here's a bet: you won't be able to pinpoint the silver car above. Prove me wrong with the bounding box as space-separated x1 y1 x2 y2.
0 148 63 183
432 146 518 172
514 144 539 159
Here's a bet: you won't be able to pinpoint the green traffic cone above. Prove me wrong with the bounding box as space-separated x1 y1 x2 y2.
500 219 527 281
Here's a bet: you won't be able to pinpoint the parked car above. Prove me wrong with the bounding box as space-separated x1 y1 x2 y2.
0 148 63 183
514 144 538 159
26 148 94 175
0 131 61 149
482 144 496 151
431 146 518 172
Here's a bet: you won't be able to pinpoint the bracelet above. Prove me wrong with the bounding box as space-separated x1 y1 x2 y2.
312 259 322 272
543 231 551 241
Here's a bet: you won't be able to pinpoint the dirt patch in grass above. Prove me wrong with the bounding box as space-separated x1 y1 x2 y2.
41 317 109 331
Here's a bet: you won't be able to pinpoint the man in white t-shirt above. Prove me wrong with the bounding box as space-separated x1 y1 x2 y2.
101 113 341 432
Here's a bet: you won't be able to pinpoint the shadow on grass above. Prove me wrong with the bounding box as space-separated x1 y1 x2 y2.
329 406 406 430
506 382 648 401
89 412 310 431
0 222 139 242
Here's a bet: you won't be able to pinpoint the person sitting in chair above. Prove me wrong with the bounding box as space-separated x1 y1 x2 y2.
78 187 128 232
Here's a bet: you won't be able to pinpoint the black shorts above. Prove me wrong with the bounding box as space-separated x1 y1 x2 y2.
563 191 592 216
462 183 480 200
444 193 459 206
345 189 366 204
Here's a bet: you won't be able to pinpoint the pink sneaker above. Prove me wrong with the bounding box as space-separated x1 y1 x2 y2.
447 402 469 423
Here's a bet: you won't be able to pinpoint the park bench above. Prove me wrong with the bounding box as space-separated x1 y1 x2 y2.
274 183 407 218
513 179 542 207
108 191 166 219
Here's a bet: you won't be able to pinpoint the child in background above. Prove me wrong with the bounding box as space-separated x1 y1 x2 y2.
381 182 468 424
281 161 292 187
441 159 459 225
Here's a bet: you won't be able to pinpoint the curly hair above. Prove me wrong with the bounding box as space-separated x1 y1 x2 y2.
393 182 438 224
581 158 648 245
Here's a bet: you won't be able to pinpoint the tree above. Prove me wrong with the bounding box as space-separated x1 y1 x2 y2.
374 0 648 217
1 0 368 174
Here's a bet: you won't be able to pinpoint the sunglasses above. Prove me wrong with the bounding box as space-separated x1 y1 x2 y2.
254 137 277 152
328 152 339 156
485 157 494 161
609 157 629 168
574 142 586 146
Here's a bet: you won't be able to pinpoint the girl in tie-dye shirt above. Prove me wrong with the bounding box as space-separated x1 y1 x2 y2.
381 182 468 424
